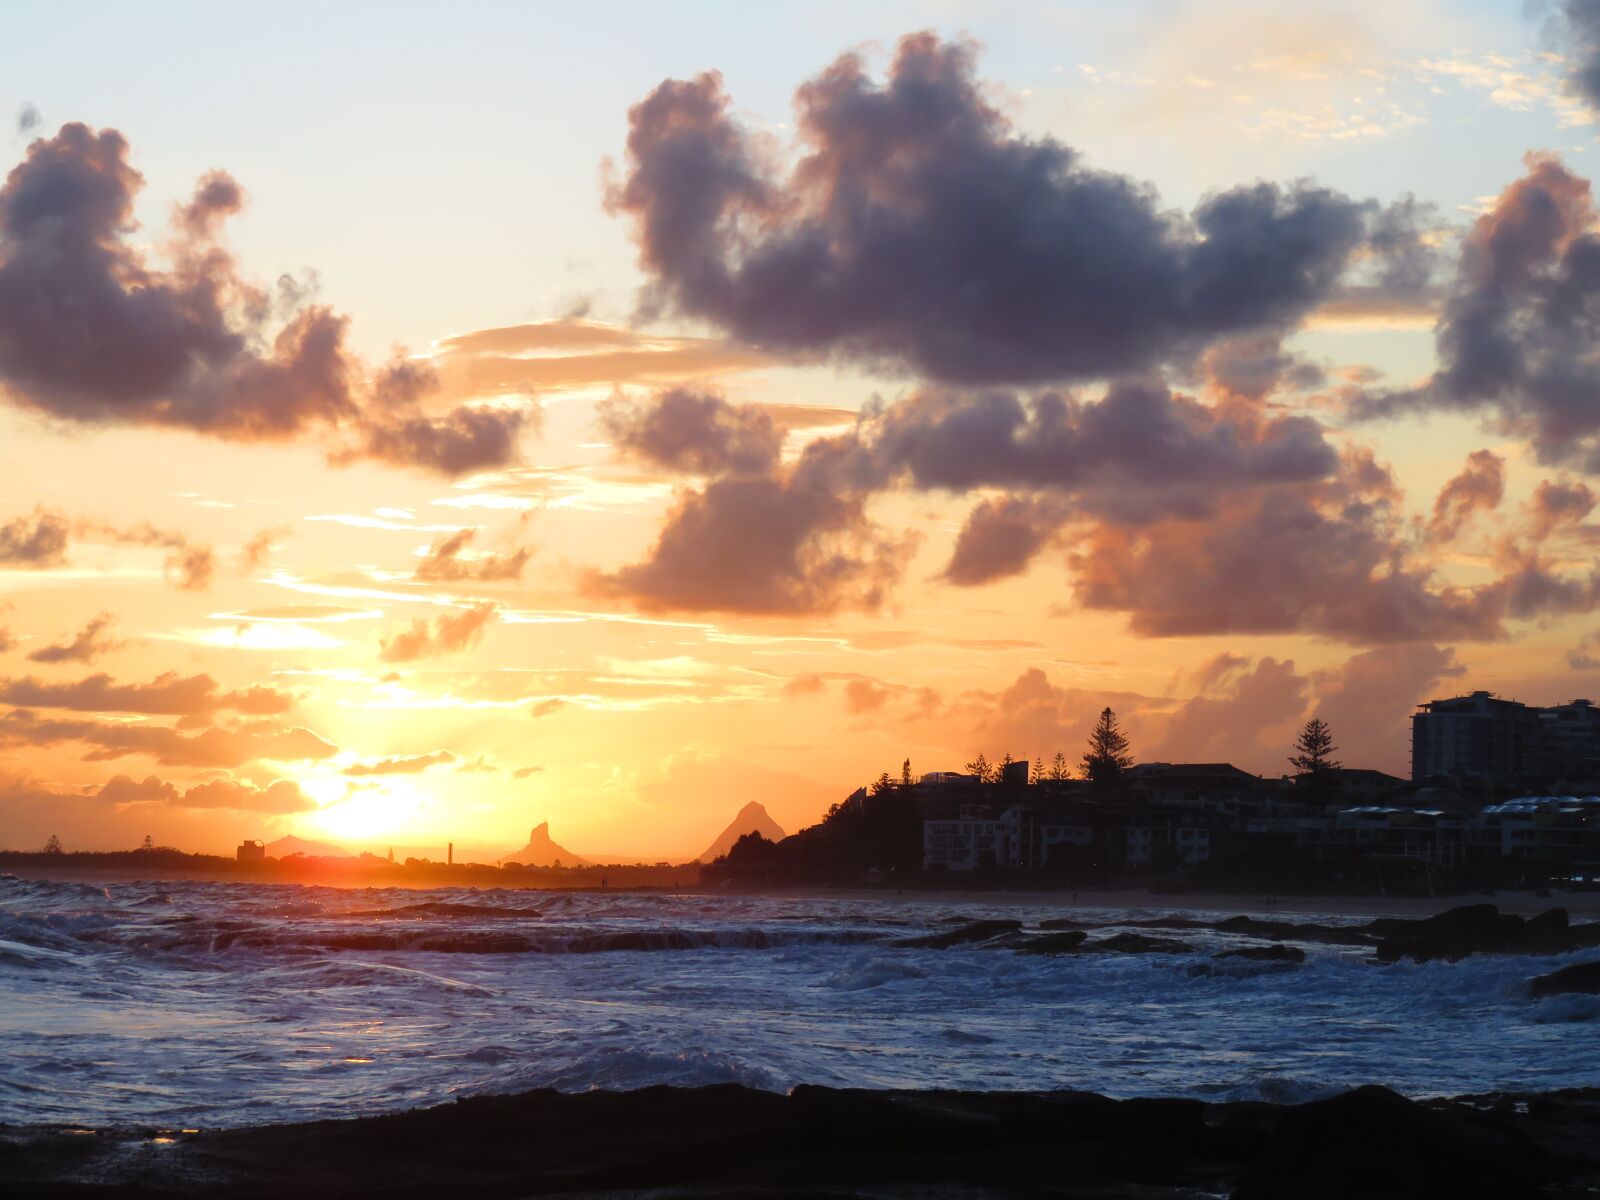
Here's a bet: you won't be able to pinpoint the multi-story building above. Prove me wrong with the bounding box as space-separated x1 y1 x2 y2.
1411 691 1600 788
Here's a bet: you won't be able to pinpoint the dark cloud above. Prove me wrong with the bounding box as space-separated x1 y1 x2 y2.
175 777 316 813
1066 454 1509 643
598 387 782 475
0 509 69 566
27 614 121 664
1529 478 1597 540
413 529 531 583
843 678 891 713
15 103 41 138
344 752 455 776
867 381 1337 524
942 495 1068 586
0 709 336 767
1426 449 1505 543
588 436 912 615
1352 154 1600 472
0 123 527 475
611 33 1407 385
378 602 497 662
1556 1 1600 114
0 672 292 717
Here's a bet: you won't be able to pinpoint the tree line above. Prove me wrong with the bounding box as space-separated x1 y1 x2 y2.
869 711 1341 792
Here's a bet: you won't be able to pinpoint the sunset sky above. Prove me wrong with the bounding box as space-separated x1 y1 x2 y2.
4 0 1600 860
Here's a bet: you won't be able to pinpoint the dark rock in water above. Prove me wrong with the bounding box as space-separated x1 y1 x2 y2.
1371 905 1598 963
1234 1084 1547 1200
1215 943 1305 963
1012 930 1090 954
1090 932 1194 955
894 919 1022 949
1529 960 1600 998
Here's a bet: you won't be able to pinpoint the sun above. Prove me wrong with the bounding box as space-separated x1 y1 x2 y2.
304 780 430 845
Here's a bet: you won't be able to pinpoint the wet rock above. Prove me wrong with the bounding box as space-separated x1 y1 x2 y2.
1234 1084 1546 1200
1012 930 1089 954
1529 960 1600 998
1089 932 1194 955
1371 905 1598 963
1038 917 1092 931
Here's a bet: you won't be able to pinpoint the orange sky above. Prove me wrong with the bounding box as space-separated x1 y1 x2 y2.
3 5 1600 860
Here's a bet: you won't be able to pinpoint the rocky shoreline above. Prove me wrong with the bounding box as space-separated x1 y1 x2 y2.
5 1081 1600 1198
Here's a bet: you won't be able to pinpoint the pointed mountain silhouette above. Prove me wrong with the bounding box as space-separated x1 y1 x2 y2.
505 822 589 867
264 834 352 858
698 801 786 862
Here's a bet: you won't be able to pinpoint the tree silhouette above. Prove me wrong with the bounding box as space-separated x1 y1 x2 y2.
901 758 913 786
1290 718 1340 777
965 753 994 783
1032 755 1045 785
140 834 154 852
871 771 894 796
43 833 62 855
1049 751 1069 782
1081 708 1133 784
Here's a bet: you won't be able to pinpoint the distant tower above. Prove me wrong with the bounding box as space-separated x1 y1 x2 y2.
448 841 453 866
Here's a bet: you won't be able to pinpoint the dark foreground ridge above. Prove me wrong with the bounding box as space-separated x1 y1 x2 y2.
6 1083 1600 1199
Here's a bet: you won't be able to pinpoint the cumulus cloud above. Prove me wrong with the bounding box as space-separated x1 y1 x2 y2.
378 602 497 661
1528 478 1597 540
588 435 913 615
942 495 1070 586
86 773 314 815
176 777 315 812
1426 449 1505 543
0 709 336 767
413 529 531 583
598 387 783 475
1352 154 1600 472
611 33 1415 385
0 509 69 566
0 672 292 717
1158 657 1309 765
27 614 121 664
0 123 528 475
344 751 456 776
1066 453 1511 643
1556 1 1600 115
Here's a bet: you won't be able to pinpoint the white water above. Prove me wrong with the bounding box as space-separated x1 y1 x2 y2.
0 875 1595 1128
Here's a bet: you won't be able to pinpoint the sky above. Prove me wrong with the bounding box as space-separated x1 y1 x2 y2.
3 0 1600 860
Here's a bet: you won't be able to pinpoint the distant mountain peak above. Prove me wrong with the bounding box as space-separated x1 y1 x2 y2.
505 821 588 867
264 834 352 859
698 802 785 863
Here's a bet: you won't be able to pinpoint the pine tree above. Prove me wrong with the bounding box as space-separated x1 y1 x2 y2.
1289 718 1340 777
965 752 993 783
1032 756 1045 785
1081 708 1133 784
871 771 894 796
43 833 62 855
1049 751 1069 782
901 758 913 786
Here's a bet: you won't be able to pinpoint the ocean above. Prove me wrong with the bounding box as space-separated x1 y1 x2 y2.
2 875 1596 1129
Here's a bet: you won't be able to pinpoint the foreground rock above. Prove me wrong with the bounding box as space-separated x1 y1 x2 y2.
5 1083 1598 1198
1216 943 1306 964
1529 960 1600 998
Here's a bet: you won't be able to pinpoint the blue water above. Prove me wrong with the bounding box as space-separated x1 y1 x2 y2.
0 875 1595 1127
